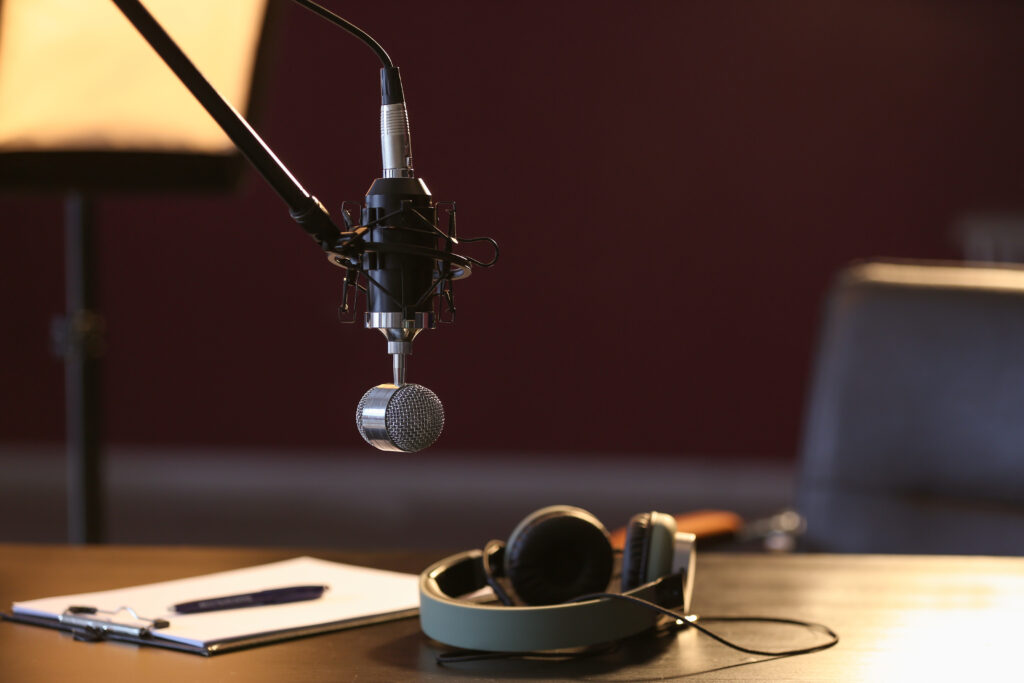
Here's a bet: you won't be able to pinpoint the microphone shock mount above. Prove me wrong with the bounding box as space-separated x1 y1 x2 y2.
327 184 497 385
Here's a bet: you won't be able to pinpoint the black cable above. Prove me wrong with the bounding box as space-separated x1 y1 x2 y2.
569 591 839 657
289 0 393 68
436 601 837 665
684 615 839 656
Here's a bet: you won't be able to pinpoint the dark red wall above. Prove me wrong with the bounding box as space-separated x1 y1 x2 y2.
2 1 1022 457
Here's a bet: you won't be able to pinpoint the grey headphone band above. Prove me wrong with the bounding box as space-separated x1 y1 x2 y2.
418 549 686 652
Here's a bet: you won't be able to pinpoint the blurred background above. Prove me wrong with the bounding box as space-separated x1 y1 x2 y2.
1 1 1022 549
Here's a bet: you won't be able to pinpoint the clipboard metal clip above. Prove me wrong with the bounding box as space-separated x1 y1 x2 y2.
59 605 170 642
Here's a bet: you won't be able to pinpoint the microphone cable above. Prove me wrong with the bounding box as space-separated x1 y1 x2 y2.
290 0 394 68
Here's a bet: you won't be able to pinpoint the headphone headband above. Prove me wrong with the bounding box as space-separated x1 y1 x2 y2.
419 549 687 652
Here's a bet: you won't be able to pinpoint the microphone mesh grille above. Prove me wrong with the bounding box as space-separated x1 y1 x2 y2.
388 384 445 452
356 384 445 452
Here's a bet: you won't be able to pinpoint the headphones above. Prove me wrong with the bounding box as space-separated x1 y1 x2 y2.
419 505 696 652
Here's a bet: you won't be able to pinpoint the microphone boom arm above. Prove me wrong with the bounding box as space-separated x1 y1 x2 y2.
110 0 343 252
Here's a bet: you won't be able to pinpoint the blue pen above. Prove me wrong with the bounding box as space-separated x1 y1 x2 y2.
172 585 329 614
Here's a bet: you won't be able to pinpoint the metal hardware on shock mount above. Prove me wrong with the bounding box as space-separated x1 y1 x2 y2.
327 200 499 325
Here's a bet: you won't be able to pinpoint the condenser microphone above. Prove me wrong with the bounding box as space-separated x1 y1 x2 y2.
347 67 495 451
352 67 444 451
355 383 444 452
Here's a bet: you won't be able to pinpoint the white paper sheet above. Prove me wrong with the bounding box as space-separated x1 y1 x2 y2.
12 556 420 649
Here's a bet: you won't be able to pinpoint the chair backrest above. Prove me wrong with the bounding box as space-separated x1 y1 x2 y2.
796 260 1024 555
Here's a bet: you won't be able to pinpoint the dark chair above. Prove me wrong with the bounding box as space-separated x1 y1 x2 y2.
796 259 1024 555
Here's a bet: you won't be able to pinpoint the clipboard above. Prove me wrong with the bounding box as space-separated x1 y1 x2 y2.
2 556 420 655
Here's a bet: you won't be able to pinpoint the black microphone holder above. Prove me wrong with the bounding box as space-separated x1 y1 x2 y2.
332 198 498 324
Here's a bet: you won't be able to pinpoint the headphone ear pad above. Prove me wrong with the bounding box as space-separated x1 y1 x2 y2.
621 512 652 591
504 506 614 605
621 511 677 591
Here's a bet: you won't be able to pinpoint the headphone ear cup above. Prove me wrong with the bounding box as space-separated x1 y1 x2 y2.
621 511 677 591
504 505 614 605
621 512 653 592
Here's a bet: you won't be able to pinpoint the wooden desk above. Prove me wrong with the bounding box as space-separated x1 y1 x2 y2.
1 545 1021 681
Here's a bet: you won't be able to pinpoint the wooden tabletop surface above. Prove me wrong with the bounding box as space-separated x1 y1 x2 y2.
2 544 1022 681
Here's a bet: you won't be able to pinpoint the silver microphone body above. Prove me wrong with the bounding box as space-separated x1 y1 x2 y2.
356 383 444 452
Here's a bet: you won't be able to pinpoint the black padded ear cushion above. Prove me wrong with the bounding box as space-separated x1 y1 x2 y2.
504 508 614 605
621 512 653 591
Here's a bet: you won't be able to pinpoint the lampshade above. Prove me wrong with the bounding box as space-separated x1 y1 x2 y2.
0 0 271 190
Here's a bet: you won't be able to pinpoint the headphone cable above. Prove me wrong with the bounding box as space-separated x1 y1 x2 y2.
436 590 838 664
570 590 839 657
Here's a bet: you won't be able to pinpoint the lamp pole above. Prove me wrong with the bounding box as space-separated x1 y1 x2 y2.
61 191 104 544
